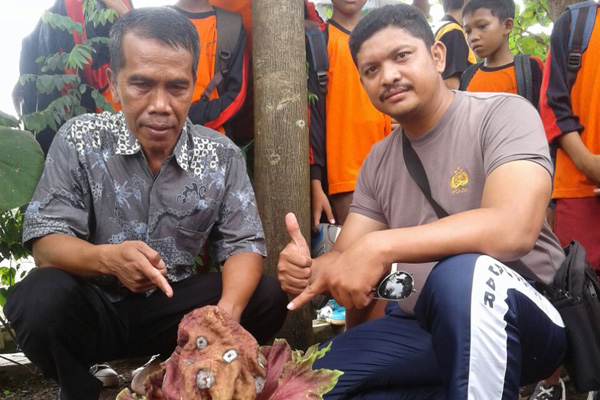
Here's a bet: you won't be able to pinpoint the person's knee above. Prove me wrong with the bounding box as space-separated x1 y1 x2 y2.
5 268 88 336
415 254 483 329
423 254 481 301
243 275 288 343
256 275 288 322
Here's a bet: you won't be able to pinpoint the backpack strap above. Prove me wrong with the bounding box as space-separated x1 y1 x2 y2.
201 6 243 100
459 62 482 91
514 54 534 104
567 1 598 85
306 27 329 94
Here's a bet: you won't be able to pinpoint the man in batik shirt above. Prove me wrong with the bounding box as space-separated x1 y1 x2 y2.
4 8 286 400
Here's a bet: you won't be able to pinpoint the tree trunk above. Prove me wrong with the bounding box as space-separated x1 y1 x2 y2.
252 0 313 349
548 0 587 21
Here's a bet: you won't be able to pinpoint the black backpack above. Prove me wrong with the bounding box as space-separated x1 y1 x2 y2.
459 54 535 105
305 26 329 96
565 0 598 88
199 7 243 101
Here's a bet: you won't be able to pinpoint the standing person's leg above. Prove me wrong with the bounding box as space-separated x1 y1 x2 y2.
415 254 567 400
313 303 444 400
330 191 353 226
555 197 600 273
122 273 287 359
4 268 128 400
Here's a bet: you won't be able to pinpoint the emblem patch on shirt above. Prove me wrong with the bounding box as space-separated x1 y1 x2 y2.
451 167 469 195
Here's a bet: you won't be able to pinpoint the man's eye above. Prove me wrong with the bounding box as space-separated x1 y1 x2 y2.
396 52 408 60
364 66 378 76
478 24 487 30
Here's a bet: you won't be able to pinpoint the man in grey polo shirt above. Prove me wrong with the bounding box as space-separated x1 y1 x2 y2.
278 4 566 399
5 8 286 400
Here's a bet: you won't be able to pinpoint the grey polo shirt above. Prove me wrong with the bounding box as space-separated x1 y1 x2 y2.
23 112 266 300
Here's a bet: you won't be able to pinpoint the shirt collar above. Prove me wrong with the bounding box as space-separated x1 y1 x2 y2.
442 14 459 25
114 113 192 172
114 112 142 156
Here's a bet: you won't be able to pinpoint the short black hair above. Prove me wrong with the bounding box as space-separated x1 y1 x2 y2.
109 7 200 82
442 0 466 13
349 4 435 65
463 0 515 21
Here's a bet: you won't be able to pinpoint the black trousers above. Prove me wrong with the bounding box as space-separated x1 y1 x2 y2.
4 268 288 400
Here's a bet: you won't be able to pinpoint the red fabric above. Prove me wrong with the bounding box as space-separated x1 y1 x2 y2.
305 0 323 23
540 49 561 143
204 45 249 131
555 197 600 272
64 0 129 111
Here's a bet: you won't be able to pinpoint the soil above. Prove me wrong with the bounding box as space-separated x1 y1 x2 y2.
0 357 593 399
0 358 145 400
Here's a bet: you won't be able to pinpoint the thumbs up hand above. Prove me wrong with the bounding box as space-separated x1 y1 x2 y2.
277 213 314 294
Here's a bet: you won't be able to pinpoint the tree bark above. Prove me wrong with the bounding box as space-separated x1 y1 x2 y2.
548 0 587 21
252 0 313 349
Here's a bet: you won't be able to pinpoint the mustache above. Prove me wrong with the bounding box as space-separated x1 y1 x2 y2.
379 82 413 102
140 118 175 129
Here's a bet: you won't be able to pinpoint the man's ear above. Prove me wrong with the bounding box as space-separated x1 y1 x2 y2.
431 41 447 74
107 68 121 105
503 18 514 35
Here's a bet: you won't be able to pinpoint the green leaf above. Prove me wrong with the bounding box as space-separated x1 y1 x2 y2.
42 10 84 35
19 74 37 86
46 113 58 132
0 111 20 128
42 53 69 73
22 113 48 134
36 74 58 94
84 36 110 46
0 127 45 213
91 89 116 113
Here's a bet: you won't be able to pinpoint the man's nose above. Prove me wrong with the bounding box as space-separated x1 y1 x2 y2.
148 88 172 114
382 63 401 85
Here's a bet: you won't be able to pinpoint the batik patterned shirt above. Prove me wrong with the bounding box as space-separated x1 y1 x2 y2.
23 112 266 300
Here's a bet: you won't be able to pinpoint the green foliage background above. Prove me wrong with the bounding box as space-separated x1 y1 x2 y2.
510 0 552 61
0 0 117 305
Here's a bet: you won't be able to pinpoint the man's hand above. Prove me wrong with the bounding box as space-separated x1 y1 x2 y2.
277 213 314 294
287 231 389 311
100 241 173 297
311 180 335 228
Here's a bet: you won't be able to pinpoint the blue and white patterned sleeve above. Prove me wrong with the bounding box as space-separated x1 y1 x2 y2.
210 146 267 263
22 120 92 249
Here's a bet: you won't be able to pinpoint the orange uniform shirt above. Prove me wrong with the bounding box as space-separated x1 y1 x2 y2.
189 16 219 105
465 57 543 107
541 8 600 199
325 22 391 195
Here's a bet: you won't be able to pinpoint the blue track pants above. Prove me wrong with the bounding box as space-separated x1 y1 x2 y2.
314 254 566 400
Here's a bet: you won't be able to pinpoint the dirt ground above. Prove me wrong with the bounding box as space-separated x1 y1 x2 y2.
0 358 144 400
0 357 593 399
